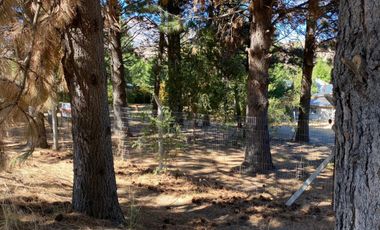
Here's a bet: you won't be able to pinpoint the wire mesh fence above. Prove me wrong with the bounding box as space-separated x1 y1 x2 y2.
112 109 334 190
1 107 335 202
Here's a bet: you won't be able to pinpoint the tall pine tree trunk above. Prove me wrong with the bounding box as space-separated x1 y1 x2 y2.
234 83 242 128
165 0 183 123
334 0 380 229
295 0 318 142
62 0 124 223
152 32 165 116
242 0 274 173
108 0 128 135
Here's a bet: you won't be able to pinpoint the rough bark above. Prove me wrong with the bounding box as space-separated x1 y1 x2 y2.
108 0 128 135
234 83 242 128
34 112 48 149
333 0 380 229
295 0 319 142
0 148 6 171
27 108 48 149
242 0 274 173
62 0 124 223
152 32 165 116
166 0 183 123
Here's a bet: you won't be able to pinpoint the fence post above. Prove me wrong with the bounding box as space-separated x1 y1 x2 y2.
153 95 165 170
51 106 59 150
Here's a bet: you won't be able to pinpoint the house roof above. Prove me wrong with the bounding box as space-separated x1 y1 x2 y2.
315 79 333 96
309 79 334 108
310 96 334 108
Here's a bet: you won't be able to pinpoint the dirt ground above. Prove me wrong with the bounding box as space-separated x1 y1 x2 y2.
0 132 335 230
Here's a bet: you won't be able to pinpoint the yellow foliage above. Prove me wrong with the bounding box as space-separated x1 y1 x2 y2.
0 0 80 137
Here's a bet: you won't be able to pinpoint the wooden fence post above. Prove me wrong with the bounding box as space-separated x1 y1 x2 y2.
153 94 165 170
51 106 59 150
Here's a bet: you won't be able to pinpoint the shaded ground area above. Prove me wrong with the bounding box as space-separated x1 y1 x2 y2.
273 122 334 145
1 135 335 229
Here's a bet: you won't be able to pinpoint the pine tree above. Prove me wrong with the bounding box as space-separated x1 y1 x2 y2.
243 0 275 173
333 0 380 228
62 0 125 222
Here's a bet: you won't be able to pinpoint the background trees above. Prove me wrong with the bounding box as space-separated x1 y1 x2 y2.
1 0 344 226
164 0 185 122
295 0 338 142
106 0 129 137
295 0 319 142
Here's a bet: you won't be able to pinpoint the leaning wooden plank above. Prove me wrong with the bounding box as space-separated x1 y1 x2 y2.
153 94 162 108
285 152 335 206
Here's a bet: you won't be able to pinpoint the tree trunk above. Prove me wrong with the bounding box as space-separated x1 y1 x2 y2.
223 93 228 123
152 32 165 116
62 1 124 223
35 112 48 149
165 0 183 123
295 0 319 142
202 114 210 127
27 107 48 149
108 0 128 135
242 0 274 173
234 83 242 128
334 1 380 229
207 1 214 26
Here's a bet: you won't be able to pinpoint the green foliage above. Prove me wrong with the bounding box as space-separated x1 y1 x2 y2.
160 16 184 34
181 28 246 118
106 31 155 104
269 63 294 99
312 58 332 82
125 55 153 94
268 63 301 122
268 98 292 123
122 52 154 104
267 57 333 123
132 108 186 171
